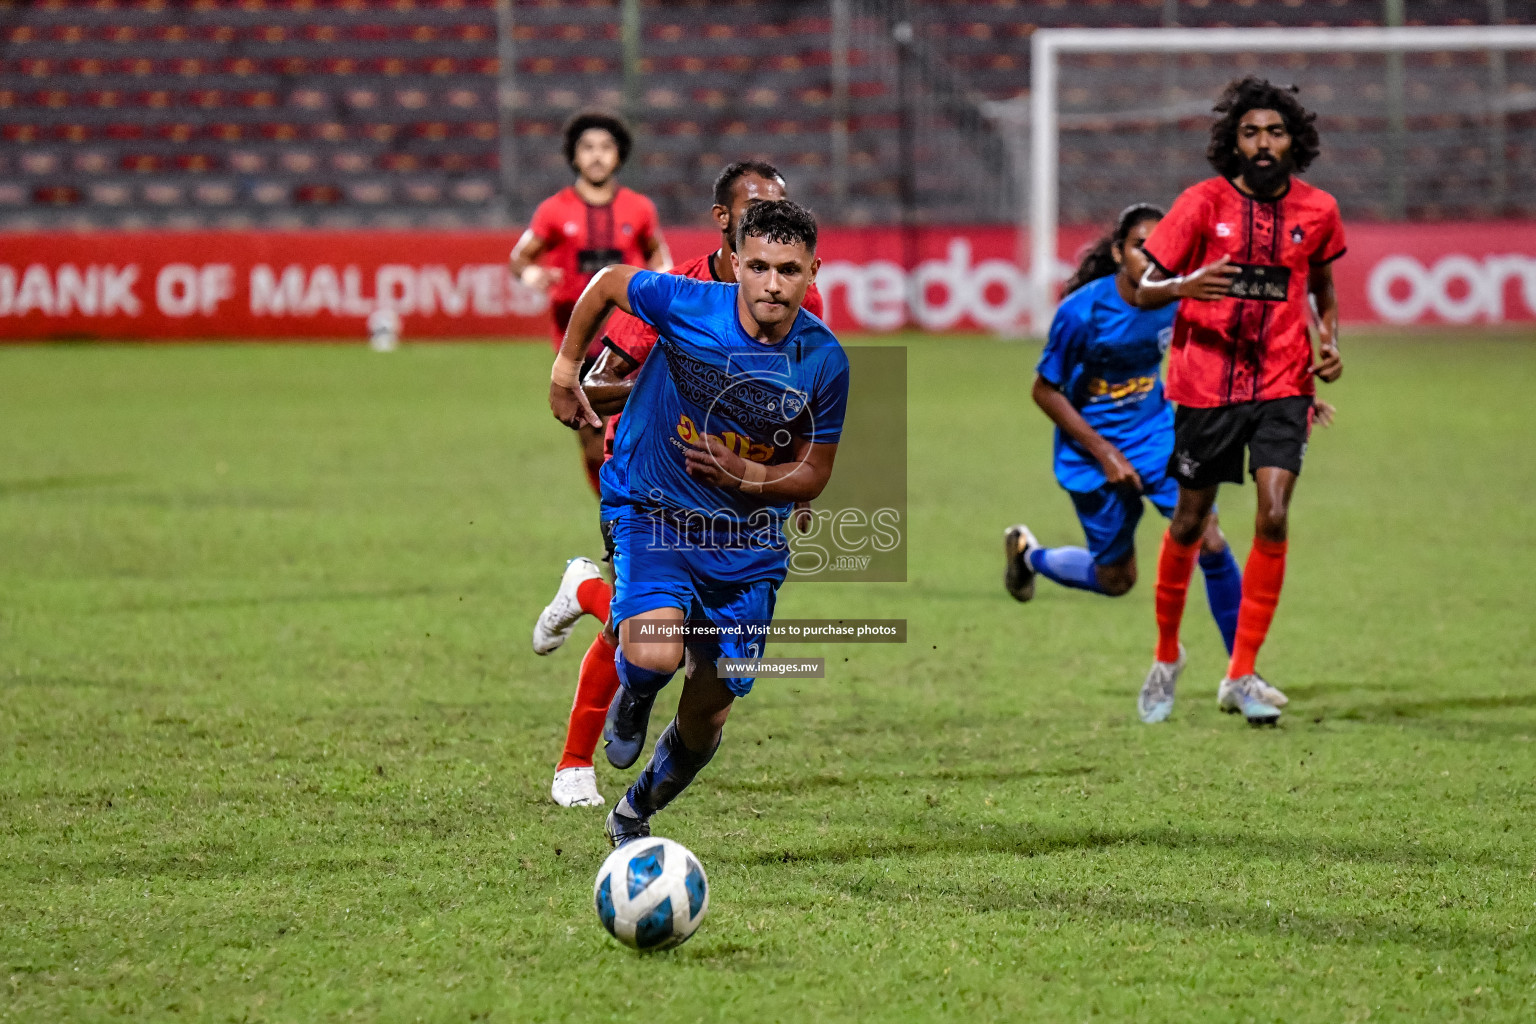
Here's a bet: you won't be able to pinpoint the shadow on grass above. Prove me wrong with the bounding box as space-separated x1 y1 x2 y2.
730 818 1521 874
1349 693 1536 718
0 473 135 498
728 825 1526 952
1306 693 1536 738
0 674 117 690
927 885 1513 954
716 763 1095 797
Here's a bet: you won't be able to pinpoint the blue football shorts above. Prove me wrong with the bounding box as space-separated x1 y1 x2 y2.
606 508 782 697
1068 470 1183 567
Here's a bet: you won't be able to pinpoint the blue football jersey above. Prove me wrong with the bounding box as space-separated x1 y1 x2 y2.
1036 274 1178 493
600 271 851 529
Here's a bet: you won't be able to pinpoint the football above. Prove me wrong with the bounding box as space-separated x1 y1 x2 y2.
593 837 709 951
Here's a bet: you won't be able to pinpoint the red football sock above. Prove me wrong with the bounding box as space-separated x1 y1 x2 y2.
1227 536 1288 679
558 631 621 771
1154 530 1200 663
582 458 602 497
575 577 611 622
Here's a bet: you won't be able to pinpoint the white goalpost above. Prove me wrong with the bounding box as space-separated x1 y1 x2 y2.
1028 25 1536 335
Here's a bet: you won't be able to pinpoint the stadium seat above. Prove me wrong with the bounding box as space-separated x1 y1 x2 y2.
168 178 225 209
0 0 1523 228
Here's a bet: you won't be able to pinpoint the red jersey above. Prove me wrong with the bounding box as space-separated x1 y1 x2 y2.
527 184 661 347
599 250 825 459
1142 175 1346 408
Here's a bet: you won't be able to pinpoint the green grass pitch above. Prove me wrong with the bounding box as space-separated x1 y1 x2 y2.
2 334 1534 1022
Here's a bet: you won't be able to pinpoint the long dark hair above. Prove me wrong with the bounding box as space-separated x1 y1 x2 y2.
1206 76 1321 177
1063 203 1164 296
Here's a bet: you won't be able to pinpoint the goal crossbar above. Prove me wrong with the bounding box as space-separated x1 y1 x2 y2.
1028 25 1536 334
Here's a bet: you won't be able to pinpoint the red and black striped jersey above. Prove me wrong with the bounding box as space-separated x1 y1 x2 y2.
1143 176 1346 408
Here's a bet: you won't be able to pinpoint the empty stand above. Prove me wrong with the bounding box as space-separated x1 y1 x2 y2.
0 0 1530 228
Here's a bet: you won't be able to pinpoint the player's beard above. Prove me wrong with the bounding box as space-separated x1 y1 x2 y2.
1239 151 1292 197
578 160 616 188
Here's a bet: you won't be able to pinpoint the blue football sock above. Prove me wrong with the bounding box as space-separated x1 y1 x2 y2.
1199 546 1243 655
626 719 720 820
1027 546 1107 594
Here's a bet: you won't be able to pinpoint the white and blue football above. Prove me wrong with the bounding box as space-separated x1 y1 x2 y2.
593 837 709 951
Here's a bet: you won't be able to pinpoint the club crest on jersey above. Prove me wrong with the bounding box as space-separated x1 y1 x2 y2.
777 387 808 421
1215 223 1232 238
622 223 634 236
564 222 578 235
1290 225 1305 244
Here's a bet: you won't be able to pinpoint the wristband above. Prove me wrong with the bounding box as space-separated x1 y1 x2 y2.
739 460 767 495
551 354 581 389
1140 266 1184 293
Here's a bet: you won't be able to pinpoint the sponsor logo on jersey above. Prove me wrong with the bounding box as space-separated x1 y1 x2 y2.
1084 375 1157 403
1227 262 1291 302
674 413 775 462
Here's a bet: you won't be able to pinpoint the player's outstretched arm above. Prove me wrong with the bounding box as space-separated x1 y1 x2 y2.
1031 375 1141 493
1134 256 1236 308
1308 263 1343 383
549 265 641 429
684 437 838 504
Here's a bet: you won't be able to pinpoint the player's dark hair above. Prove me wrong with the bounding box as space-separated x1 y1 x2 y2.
1063 202 1164 296
562 110 633 170
1206 76 1321 177
712 161 786 208
735 199 817 252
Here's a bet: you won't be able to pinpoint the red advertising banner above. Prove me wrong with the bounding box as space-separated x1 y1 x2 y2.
1 223 1533 340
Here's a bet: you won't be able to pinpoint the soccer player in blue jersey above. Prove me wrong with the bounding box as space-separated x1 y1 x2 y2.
1002 204 1246 723
548 200 850 846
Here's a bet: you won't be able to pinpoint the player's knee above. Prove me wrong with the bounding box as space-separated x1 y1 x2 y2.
1097 563 1136 596
1254 508 1289 542
616 644 681 691
1168 514 1204 546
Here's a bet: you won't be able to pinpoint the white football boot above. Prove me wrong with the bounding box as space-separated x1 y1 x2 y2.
1250 674 1289 708
532 557 604 655
1217 675 1282 726
1138 644 1185 724
550 766 605 808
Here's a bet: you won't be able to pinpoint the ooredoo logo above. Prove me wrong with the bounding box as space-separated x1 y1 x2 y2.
819 239 1065 332
1368 253 1536 324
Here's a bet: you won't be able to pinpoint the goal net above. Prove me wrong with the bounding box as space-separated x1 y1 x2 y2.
1019 26 1536 334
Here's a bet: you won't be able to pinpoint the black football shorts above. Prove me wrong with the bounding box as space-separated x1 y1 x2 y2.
1168 396 1314 490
